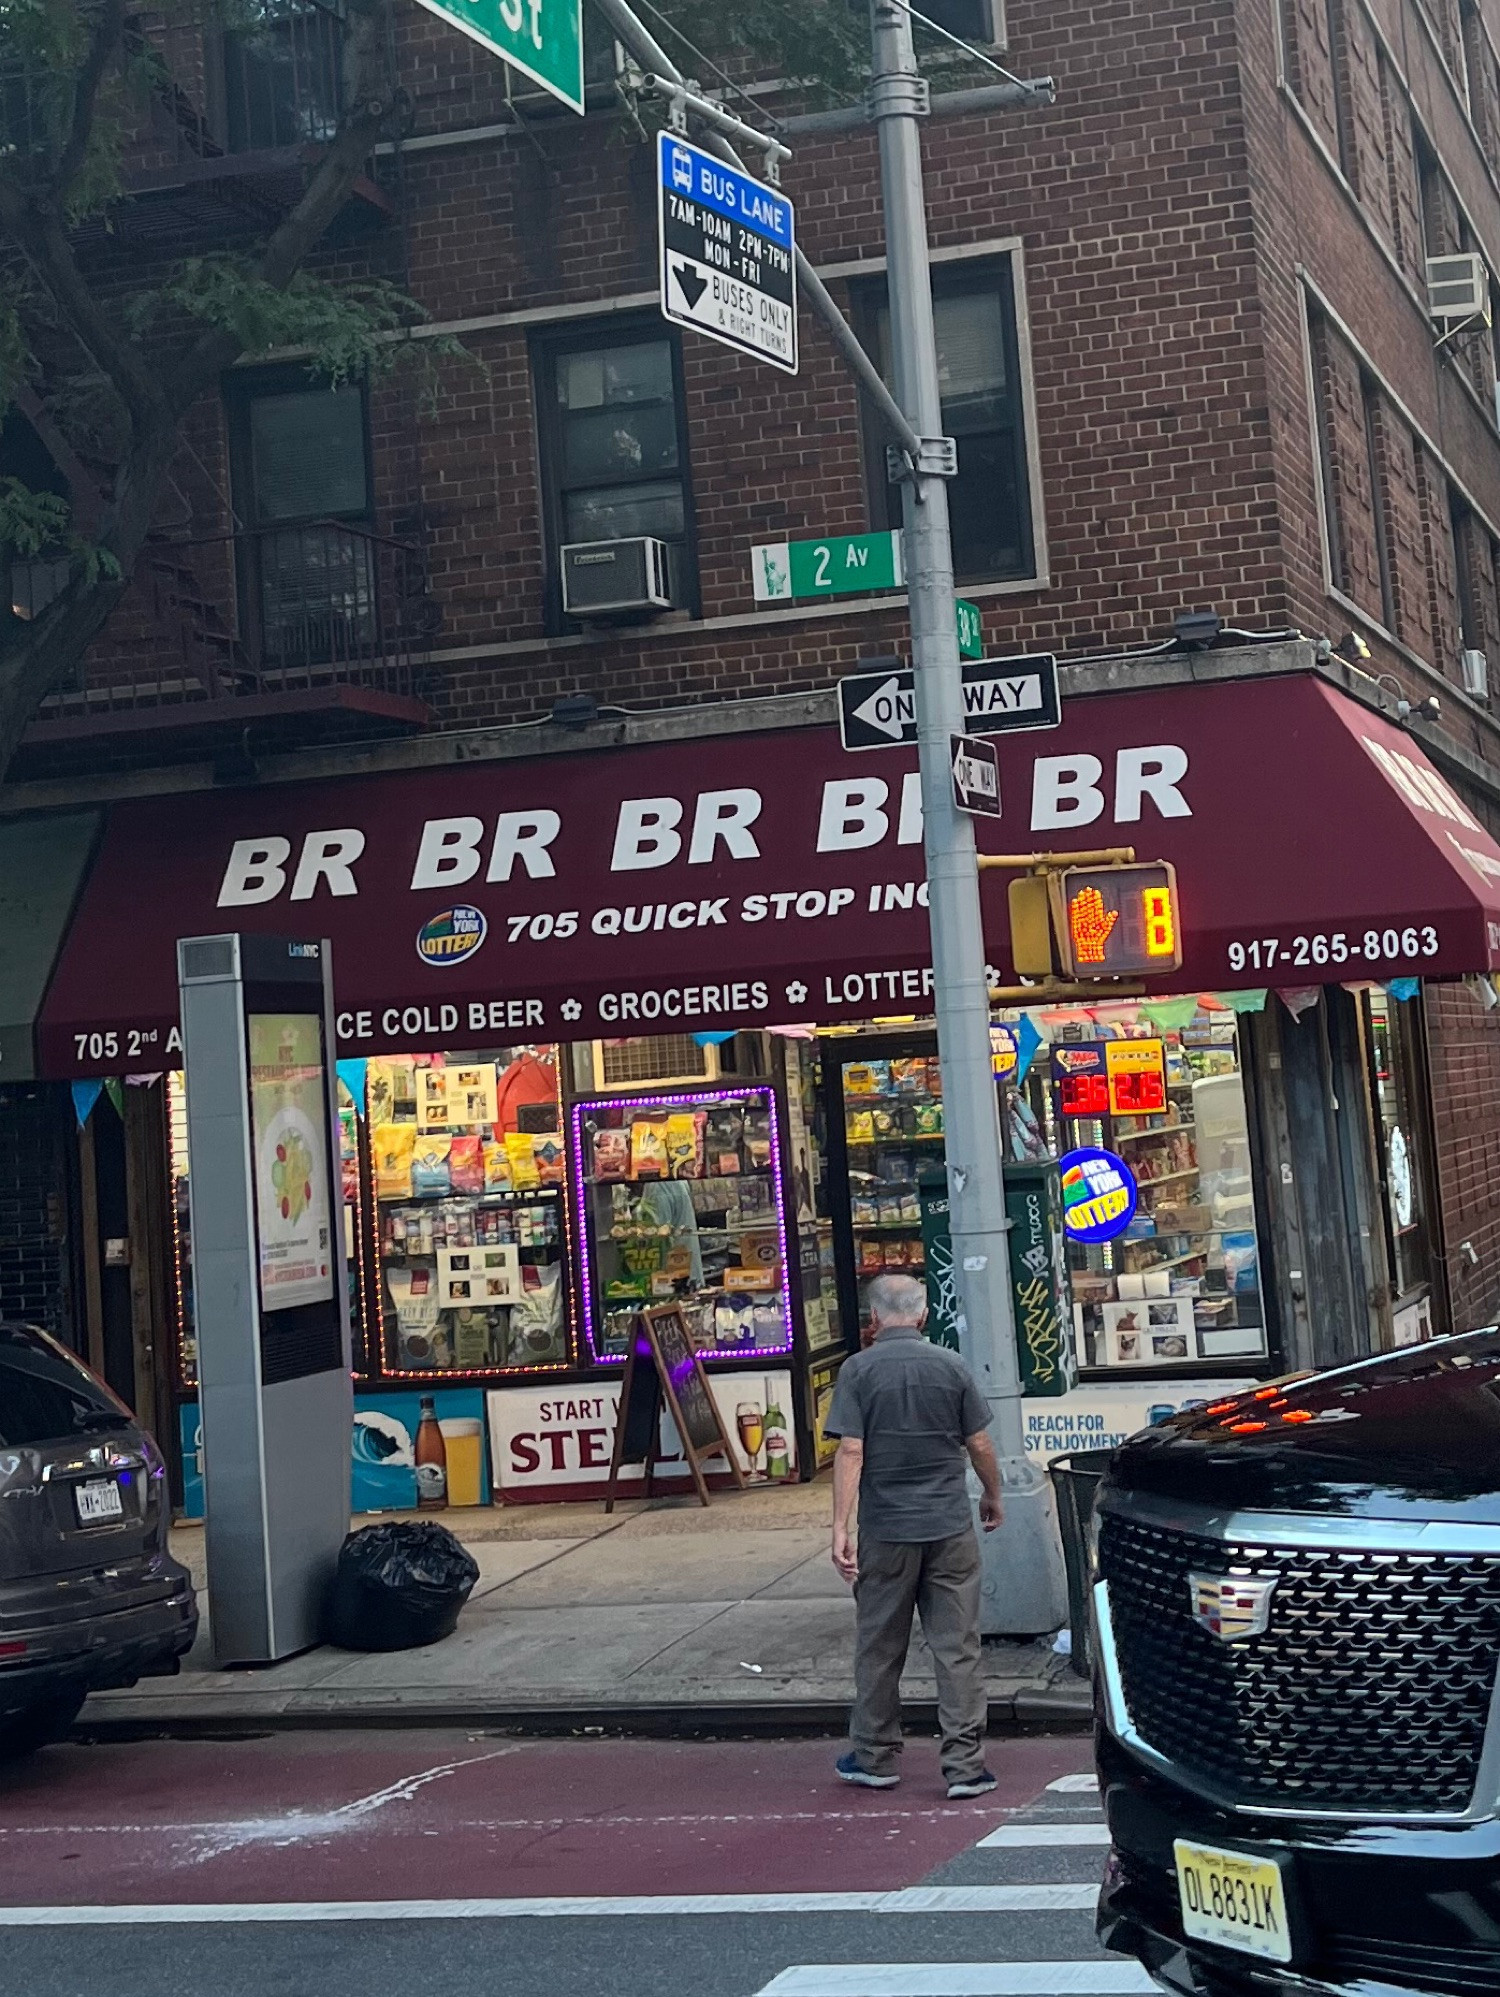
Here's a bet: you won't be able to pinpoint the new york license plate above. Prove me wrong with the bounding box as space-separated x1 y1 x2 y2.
1174 1838 1293 1963
73 1477 124 1526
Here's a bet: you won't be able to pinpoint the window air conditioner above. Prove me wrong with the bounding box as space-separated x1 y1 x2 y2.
1426 253 1492 324
561 537 673 618
1462 647 1490 698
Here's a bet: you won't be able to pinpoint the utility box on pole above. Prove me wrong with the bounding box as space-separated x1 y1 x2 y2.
177 933 352 1665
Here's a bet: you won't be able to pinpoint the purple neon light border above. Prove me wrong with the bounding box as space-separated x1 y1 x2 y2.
571 1086 795 1366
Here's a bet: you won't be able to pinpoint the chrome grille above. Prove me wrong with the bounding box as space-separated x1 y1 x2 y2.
1098 1511 1500 1814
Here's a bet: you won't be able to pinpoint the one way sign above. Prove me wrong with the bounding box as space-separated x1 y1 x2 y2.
838 654 1062 751
950 734 1001 817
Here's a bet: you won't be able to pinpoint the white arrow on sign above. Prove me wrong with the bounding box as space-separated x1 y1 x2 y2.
852 677 916 741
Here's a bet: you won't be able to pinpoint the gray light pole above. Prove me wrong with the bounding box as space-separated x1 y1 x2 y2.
870 0 1066 1633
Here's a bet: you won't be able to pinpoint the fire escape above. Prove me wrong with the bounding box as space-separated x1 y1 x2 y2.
13 0 437 769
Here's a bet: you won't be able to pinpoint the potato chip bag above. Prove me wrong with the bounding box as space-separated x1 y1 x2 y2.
505 1131 541 1190
411 1136 452 1198
666 1111 706 1179
630 1116 669 1178
482 1140 512 1192
373 1124 416 1200
449 1135 484 1194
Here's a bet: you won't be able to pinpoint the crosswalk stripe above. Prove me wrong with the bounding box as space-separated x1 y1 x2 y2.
977 1825 1111 1850
754 1966 1154 1995
0 1886 1102 1926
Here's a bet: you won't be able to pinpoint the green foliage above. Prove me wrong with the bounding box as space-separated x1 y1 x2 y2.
636 0 868 107
0 475 69 556
126 259 476 408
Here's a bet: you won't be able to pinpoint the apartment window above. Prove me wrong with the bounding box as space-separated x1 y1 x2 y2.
920 0 1003 42
859 263 1036 584
228 371 375 669
535 326 696 623
221 0 344 150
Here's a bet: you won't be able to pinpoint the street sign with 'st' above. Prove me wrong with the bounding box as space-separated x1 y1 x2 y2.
410 0 583 113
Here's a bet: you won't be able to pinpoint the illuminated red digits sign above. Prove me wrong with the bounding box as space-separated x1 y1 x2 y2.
1054 864 1182 978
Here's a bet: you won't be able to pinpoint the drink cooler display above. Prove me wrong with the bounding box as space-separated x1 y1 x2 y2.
572 1084 795 1364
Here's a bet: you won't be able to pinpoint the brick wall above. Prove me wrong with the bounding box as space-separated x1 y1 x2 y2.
1426 981 1500 1328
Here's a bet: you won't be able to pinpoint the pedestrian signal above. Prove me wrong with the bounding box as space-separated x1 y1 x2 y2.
1054 863 1181 979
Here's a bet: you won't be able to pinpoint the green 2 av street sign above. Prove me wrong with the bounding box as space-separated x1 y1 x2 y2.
750 532 983 655
412 0 584 114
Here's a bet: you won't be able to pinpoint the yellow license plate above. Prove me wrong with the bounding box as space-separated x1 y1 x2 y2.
1174 1838 1292 1964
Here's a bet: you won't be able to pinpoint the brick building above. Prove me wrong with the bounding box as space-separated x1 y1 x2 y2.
10 0 1500 1488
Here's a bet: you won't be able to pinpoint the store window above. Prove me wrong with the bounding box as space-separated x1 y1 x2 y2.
368 1049 569 1376
1034 1007 1268 1372
169 1046 570 1387
573 1083 793 1364
1364 990 1441 1318
534 326 696 623
859 263 1036 583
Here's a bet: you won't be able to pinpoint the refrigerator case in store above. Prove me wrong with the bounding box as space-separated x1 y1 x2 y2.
368 1051 571 1376
571 1085 795 1365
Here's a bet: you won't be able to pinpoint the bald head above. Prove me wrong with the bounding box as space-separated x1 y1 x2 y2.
864 1272 929 1334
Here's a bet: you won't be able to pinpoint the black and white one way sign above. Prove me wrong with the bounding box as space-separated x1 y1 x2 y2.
657 132 797 374
838 654 1062 751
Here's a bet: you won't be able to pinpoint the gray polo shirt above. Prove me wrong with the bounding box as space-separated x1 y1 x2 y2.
824 1327 991 1543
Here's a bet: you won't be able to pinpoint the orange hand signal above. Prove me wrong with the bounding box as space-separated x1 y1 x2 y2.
1069 886 1119 964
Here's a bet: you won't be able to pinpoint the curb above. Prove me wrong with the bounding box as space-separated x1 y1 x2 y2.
76 1688 1093 1744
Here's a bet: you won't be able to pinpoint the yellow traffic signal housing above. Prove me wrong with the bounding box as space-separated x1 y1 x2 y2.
1007 874 1056 977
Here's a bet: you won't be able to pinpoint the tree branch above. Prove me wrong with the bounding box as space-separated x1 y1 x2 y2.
52 0 127 202
0 175 162 436
174 0 394 404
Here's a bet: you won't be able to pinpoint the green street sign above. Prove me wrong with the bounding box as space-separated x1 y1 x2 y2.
751 531 904 602
412 0 584 114
956 598 983 659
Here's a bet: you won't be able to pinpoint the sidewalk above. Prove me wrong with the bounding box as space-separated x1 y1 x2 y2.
83 1483 1089 1735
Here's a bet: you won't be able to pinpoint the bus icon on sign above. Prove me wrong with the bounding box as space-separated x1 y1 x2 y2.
670 145 694 193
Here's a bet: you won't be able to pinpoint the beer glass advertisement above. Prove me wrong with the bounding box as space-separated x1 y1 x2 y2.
248 1013 334 1312
180 1388 492 1518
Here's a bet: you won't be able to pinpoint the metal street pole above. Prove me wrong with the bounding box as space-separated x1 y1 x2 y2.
869 0 1067 1633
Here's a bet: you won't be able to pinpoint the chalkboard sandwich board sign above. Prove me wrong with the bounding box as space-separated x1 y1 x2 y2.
605 1305 746 1511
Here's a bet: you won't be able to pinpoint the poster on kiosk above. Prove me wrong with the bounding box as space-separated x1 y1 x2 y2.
178 933 353 1664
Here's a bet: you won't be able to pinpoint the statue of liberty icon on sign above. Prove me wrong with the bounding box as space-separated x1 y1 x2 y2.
752 543 792 602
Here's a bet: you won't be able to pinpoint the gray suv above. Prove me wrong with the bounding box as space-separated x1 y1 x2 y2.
0 1322 196 1757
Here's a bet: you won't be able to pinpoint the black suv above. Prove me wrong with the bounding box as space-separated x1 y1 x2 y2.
0 1323 197 1757
1095 1329 1500 1997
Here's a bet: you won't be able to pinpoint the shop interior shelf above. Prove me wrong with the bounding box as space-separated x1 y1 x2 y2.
1113 1122 1196 1146
845 1132 947 1145
852 1221 924 1232
1136 1168 1201 1190
1123 1248 1212 1273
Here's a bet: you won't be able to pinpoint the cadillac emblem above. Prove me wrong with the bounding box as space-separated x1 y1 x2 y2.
1188 1573 1278 1642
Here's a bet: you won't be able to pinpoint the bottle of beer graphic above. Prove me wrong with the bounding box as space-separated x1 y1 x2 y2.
763 1377 790 1481
415 1395 448 1509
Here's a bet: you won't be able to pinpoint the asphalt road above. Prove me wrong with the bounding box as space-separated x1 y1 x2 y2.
0 1729 1132 1997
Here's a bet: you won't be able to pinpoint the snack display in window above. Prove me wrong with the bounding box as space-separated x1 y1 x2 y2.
840 1054 945 1292
1052 1017 1267 1369
571 1085 794 1363
370 1048 571 1376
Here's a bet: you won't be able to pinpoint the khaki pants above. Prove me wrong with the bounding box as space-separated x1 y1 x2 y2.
850 1528 987 1784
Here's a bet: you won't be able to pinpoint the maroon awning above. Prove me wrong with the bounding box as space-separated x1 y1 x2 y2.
38 673 1500 1077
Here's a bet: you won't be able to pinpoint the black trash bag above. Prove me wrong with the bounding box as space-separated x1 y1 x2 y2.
326 1521 480 1652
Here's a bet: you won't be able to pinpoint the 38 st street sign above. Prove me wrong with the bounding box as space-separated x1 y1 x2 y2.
412 0 584 114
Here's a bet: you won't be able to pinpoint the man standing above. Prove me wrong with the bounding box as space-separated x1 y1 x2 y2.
825 1272 1003 1798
